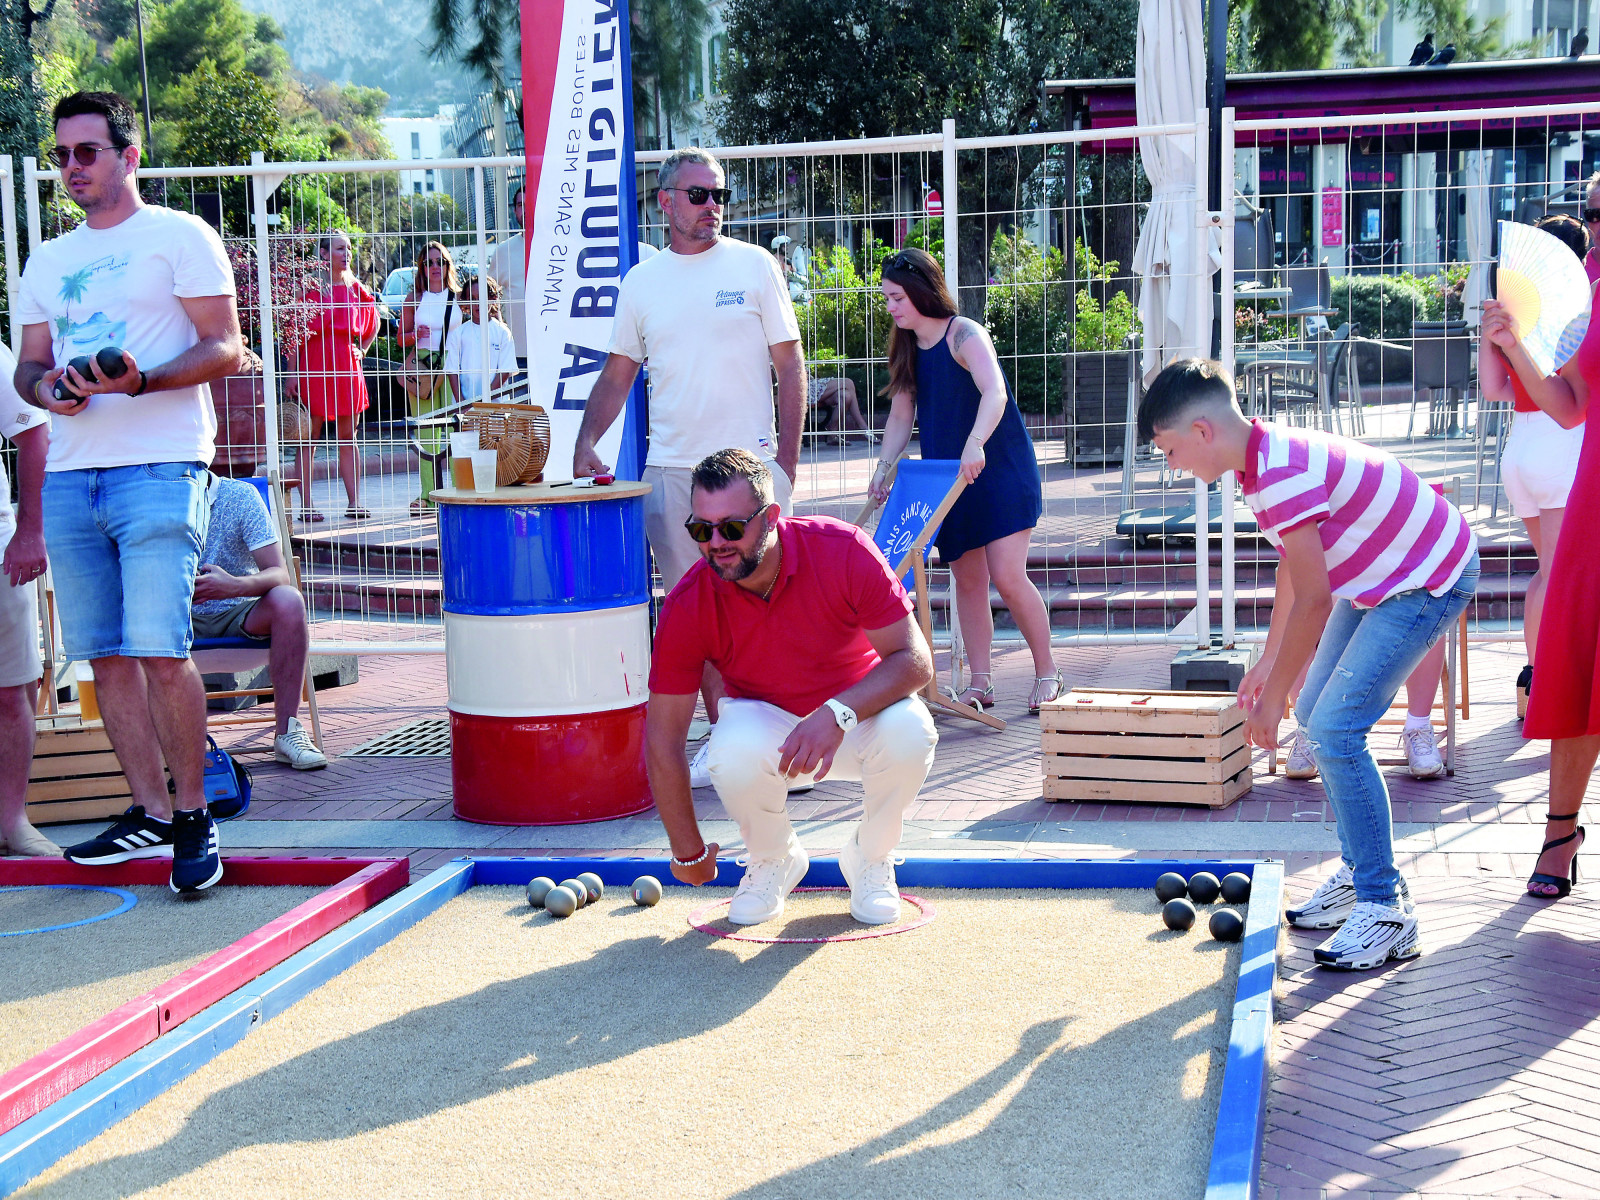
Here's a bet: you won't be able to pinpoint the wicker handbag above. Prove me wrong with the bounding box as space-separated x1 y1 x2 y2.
459 403 552 486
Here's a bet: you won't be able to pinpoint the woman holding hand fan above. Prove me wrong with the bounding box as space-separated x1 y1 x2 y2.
1483 216 1600 901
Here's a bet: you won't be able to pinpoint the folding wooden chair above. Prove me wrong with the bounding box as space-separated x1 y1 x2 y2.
857 458 1004 732
192 470 325 753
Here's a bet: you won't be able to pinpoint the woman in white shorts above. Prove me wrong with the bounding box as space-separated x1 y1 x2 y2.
1481 213 1590 702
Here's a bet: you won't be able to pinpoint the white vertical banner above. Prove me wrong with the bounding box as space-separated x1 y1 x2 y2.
522 0 644 481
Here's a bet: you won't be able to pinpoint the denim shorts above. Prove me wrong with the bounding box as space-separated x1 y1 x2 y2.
43 462 210 660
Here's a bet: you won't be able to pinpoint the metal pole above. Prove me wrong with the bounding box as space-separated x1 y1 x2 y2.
1219 108 1238 647
941 117 958 304
133 0 155 154
23 157 41 254
251 152 280 475
1206 0 1228 358
474 164 491 402
0 156 19 353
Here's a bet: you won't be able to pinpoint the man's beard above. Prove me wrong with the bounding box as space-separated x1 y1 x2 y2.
709 530 772 582
674 211 720 244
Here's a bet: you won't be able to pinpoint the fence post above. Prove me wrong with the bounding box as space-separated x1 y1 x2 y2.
1219 106 1237 648
1193 107 1212 647
941 117 958 303
474 163 492 403
22 157 41 256
251 152 280 478
0 156 18 354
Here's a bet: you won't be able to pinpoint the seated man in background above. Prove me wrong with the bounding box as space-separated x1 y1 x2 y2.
191 475 327 770
646 448 938 926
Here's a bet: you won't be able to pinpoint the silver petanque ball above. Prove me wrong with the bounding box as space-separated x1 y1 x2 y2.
543 886 578 918
632 875 663 906
558 879 589 909
576 872 604 903
526 877 557 909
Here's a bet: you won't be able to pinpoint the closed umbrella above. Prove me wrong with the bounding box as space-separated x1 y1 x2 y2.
1461 150 1491 327
1132 0 1216 380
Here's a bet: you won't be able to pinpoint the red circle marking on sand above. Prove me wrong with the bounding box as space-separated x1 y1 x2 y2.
687 887 936 943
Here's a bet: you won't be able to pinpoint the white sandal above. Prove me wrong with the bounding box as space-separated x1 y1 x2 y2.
948 672 995 712
1029 669 1066 714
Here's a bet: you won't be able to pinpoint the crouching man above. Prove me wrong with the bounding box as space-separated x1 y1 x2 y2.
647 448 938 925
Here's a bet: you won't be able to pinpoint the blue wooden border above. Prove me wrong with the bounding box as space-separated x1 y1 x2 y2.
0 860 475 1198
1 855 1282 1200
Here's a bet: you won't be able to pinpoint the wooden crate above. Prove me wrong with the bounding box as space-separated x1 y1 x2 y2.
1040 687 1253 809
26 715 134 826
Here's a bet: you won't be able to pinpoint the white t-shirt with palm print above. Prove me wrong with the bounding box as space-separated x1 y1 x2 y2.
16 204 234 472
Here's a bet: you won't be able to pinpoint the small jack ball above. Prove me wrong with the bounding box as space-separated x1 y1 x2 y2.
1154 872 1189 903
95 346 129 378
1187 871 1222 904
1209 908 1245 942
1162 897 1197 931
1220 872 1252 905
575 872 604 903
526 876 556 908
632 875 663 906
558 879 589 909
543 885 578 918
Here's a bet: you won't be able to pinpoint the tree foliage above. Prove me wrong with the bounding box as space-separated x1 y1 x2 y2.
1238 0 1509 71
426 0 518 87
631 0 710 150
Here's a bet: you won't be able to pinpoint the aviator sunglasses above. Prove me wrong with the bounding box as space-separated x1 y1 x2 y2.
683 508 764 543
664 185 732 206
51 143 124 168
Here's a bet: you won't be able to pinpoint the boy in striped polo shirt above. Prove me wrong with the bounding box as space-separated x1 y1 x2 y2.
1139 360 1479 970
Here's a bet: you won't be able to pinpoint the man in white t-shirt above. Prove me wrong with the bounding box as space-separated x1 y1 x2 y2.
572 147 807 595
0 344 58 858
487 186 528 369
13 91 244 895
444 277 521 403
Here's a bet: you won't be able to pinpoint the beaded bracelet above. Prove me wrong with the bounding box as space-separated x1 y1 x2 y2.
672 844 712 868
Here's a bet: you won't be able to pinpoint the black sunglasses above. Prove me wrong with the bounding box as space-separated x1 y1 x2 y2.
885 252 929 280
664 185 731 206
1583 207 1600 223
684 507 764 544
51 143 124 168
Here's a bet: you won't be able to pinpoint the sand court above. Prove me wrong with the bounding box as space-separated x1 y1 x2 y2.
0 885 327 1077
19 883 1250 1199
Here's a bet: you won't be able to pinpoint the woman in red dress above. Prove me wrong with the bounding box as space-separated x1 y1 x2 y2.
288 232 378 521
1486 281 1600 899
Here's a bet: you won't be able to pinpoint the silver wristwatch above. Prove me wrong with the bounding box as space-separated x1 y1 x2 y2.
824 698 858 733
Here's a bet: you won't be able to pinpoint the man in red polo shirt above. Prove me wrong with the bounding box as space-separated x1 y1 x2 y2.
647 448 939 926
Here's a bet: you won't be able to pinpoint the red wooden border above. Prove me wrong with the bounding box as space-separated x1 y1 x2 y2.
0 856 409 1134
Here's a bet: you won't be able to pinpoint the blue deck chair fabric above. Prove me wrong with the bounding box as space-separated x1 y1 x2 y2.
870 459 965 583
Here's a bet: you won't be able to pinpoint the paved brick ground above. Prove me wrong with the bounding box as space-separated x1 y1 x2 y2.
183 637 1595 1197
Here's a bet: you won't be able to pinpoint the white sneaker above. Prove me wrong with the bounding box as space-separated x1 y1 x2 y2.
1286 863 1412 929
689 740 712 789
1284 728 1319 780
727 844 809 925
1402 725 1444 779
838 833 903 925
274 717 328 770
1313 901 1420 970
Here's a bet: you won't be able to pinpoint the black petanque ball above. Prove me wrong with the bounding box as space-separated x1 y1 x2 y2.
1154 871 1189 903
1162 897 1197 931
1209 908 1245 942
96 345 129 378
1187 871 1222 904
1220 872 1252 905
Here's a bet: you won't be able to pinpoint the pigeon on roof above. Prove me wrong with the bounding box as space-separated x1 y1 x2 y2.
1409 33 1434 66
1571 27 1590 57
1427 43 1457 67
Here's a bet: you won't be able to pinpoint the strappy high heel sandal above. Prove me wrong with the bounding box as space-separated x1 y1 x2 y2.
948 672 995 713
1527 810 1585 899
1029 668 1066 715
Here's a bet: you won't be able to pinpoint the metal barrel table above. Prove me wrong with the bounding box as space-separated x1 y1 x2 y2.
433 481 654 824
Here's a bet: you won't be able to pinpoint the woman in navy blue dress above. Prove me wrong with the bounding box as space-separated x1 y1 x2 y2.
869 248 1062 713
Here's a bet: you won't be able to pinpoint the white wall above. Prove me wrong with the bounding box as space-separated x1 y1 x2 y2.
379 107 459 195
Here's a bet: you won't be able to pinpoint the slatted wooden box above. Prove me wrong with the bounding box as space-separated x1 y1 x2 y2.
26 715 134 826
1041 687 1253 809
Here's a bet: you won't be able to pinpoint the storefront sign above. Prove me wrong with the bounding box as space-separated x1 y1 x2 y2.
1321 186 1344 248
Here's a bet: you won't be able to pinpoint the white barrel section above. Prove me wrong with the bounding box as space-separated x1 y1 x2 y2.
444 604 651 718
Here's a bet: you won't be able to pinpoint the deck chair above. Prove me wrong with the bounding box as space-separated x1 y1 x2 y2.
856 458 1005 732
191 470 325 754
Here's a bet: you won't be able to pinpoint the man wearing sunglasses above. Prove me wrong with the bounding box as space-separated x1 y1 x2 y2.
647 449 938 927
12 91 243 896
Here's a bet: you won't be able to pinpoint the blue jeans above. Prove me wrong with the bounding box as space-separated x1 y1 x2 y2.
1295 552 1479 905
43 463 210 660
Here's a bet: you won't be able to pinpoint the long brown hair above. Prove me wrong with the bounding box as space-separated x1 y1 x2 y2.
410 240 462 297
880 247 957 399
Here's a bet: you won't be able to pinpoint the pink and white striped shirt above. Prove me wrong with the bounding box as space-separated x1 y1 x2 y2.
1241 420 1476 608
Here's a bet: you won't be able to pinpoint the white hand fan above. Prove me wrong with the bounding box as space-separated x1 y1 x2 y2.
1496 219 1592 376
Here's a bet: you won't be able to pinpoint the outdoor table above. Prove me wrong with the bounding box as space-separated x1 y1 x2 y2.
432 480 655 824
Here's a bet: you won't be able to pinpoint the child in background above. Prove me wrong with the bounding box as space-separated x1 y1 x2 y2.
444 276 520 405
1139 360 1478 970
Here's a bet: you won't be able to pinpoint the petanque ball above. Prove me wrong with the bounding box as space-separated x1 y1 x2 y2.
95 346 129 378
1187 871 1222 904
543 885 578 918
632 875 663 906
54 357 94 403
526 876 556 909
1154 872 1189 903
575 872 604 903
1220 872 1252 905
558 879 589 909
1162 897 1197 931
1209 908 1245 943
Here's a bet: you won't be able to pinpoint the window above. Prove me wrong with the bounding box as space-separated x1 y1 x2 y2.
414 181 423 195
709 34 727 95
426 169 435 193
411 131 422 158
688 50 704 101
